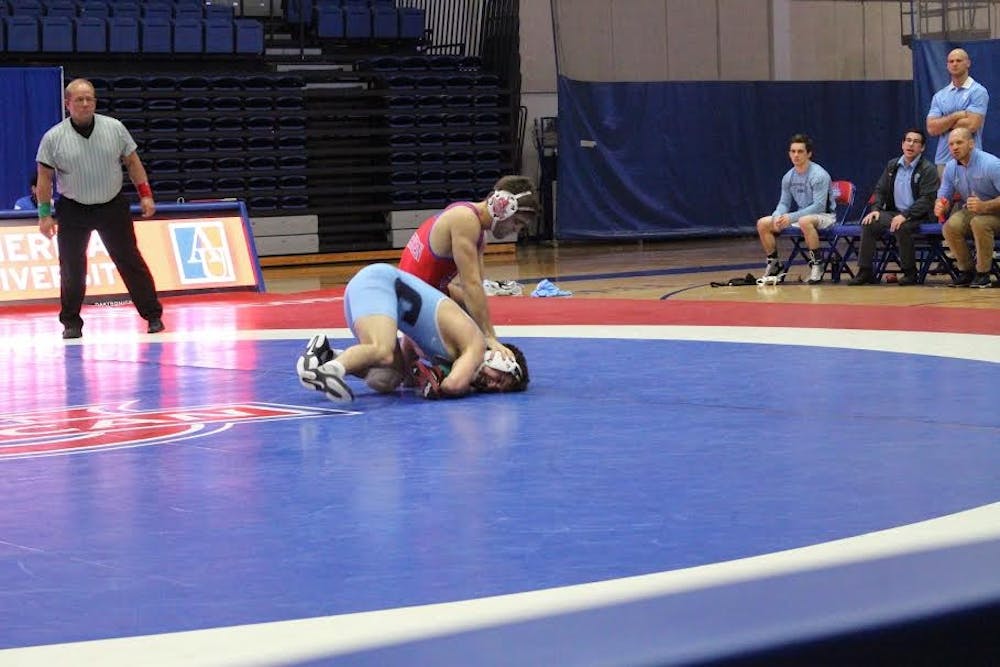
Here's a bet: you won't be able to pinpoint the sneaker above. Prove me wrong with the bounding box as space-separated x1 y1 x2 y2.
949 270 974 287
807 260 824 285
482 279 501 296
969 273 992 288
896 272 918 286
147 319 165 334
299 360 355 403
62 326 82 340
763 258 784 277
296 334 336 386
847 269 876 286
497 280 523 296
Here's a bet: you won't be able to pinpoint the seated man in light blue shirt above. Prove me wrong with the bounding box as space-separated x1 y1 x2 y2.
849 129 939 286
13 174 38 210
755 133 836 285
934 127 1000 288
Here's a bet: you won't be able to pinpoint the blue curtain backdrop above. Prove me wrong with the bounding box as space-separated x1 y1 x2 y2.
556 77 916 240
1 67 63 210
912 38 1000 162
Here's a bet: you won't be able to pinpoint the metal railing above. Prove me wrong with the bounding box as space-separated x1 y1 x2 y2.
901 0 995 45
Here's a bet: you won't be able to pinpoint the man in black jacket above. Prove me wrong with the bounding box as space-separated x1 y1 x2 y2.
849 129 940 285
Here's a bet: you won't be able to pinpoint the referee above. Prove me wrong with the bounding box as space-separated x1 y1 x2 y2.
36 78 164 340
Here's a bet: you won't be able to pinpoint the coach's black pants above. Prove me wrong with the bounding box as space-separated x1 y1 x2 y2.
857 211 922 275
56 194 162 329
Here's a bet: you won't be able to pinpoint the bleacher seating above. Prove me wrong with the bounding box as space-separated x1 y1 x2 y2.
75 15 107 52
7 14 40 50
108 15 139 52
0 0 264 55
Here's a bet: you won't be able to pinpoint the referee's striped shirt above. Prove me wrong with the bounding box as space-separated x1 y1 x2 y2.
36 114 137 205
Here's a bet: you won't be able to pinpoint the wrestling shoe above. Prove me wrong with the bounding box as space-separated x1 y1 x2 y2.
763 258 784 277
807 260 824 285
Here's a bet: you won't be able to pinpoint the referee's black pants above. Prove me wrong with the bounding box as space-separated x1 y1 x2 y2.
56 193 162 329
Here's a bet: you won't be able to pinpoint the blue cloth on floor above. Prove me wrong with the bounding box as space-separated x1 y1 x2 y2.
531 278 573 297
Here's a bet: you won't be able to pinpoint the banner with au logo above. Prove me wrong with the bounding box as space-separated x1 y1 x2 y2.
0 205 263 304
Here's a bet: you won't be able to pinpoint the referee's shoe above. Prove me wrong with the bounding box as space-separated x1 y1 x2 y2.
147 319 165 334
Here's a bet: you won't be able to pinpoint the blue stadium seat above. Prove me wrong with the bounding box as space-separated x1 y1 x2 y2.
151 179 181 200
0 2 8 16
140 15 170 52
233 17 261 54
11 0 42 17
204 3 232 19
180 137 212 152
111 2 140 19
203 16 232 52
371 5 395 38
44 0 78 18
216 176 245 191
5 14 42 52
79 1 110 18
274 74 303 90
146 158 179 174
278 155 306 170
245 116 274 133
215 157 246 171
249 196 277 211
145 98 177 111
179 96 210 111
247 155 276 170
0 18 6 49
248 175 277 190
283 0 311 25
276 135 304 151
214 137 245 152
397 6 423 39
181 157 215 174
280 195 309 209
119 116 146 133
274 95 304 110
180 117 211 133
146 138 179 153
277 115 306 131
314 1 342 38
173 4 201 20
107 14 137 51
147 117 180 132
183 177 214 194
112 74 142 91
177 75 209 91
211 117 243 133
111 96 143 112
208 75 242 90
211 96 242 111
40 15 72 51
278 175 307 189
75 15 106 51
142 74 174 91
172 16 202 52
141 3 170 20
342 4 367 38
245 136 275 151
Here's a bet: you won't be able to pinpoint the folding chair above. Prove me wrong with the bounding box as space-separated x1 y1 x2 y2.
782 179 857 283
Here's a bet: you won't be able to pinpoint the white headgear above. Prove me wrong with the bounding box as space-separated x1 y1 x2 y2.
486 189 534 224
477 349 523 382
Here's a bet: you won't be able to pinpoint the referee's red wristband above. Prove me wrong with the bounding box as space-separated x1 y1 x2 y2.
137 182 153 199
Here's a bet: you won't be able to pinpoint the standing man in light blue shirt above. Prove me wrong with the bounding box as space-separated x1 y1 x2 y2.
934 127 1000 288
756 133 836 285
849 129 939 286
926 48 989 174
